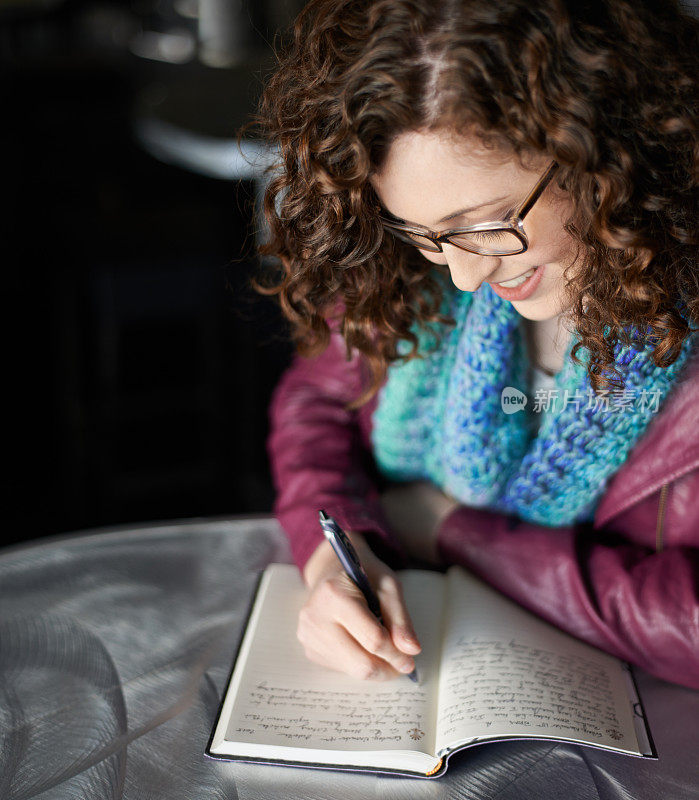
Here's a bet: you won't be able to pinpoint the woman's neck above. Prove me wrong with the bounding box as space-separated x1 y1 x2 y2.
522 314 571 376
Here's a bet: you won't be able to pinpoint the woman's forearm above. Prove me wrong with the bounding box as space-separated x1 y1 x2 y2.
437 503 699 689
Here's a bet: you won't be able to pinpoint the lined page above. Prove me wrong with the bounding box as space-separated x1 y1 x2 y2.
213 563 445 758
434 568 641 756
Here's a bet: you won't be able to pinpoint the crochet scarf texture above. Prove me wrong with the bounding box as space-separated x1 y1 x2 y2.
371 282 697 527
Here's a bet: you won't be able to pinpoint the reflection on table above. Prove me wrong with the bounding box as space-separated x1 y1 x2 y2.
1 516 697 799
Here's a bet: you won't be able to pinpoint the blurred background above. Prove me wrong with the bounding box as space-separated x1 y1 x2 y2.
4 0 306 546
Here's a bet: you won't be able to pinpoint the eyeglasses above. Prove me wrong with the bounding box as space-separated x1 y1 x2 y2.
379 161 558 256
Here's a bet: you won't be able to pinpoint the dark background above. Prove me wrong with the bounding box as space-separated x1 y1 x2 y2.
4 0 304 546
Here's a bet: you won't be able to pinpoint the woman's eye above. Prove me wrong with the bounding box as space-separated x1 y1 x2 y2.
467 230 515 243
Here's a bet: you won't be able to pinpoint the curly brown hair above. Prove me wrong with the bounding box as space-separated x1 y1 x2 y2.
251 0 698 406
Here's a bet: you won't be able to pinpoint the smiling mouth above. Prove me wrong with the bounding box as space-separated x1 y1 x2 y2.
490 267 538 288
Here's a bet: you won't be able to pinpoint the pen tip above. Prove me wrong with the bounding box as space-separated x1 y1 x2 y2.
319 510 327 521
407 668 419 684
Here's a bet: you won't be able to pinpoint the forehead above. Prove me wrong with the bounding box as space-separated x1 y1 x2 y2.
370 129 530 225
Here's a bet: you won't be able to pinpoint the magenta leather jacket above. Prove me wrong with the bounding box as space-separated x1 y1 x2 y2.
268 330 699 689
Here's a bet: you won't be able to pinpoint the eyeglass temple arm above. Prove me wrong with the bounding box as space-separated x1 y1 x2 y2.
516 161 558 220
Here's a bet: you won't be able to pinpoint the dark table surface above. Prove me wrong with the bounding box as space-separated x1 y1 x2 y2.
1 516 697 799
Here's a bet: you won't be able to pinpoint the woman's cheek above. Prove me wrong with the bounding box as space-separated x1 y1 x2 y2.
529 215 577 267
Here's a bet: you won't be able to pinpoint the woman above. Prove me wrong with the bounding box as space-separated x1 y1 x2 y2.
255 0 699 688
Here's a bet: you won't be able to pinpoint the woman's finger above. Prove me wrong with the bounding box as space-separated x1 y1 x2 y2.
326 582 418 675
302 623 398 681
303 575 417 675
374 572 423 655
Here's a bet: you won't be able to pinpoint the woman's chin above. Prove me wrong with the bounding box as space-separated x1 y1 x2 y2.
510 293 573 322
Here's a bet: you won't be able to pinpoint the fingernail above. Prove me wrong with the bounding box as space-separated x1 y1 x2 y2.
404 635 421 653
399 660 415 673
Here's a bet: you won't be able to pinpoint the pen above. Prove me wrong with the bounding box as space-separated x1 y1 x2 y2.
318 509 419 684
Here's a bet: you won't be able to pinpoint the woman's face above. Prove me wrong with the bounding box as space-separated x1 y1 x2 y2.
370 129 580 322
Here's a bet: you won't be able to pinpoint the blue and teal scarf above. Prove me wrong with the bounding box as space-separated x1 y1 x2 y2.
371 282 697 526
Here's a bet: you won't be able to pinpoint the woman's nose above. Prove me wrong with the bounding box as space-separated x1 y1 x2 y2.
420 249 449 267
441 244 501 292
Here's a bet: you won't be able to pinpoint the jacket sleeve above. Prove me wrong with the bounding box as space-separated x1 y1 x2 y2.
436 488 699 689
268 331 408 573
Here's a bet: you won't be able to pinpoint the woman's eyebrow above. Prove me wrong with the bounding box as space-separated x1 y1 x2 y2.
378 195 511 227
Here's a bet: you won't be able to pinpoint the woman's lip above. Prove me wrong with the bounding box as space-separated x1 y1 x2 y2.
487 264 545 301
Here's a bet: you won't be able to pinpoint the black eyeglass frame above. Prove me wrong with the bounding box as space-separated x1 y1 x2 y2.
379 161 559 256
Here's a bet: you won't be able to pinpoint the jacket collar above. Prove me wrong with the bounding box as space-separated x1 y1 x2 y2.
594 346 699 528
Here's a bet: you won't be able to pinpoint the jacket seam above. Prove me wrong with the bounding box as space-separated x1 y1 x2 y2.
655 483 670 552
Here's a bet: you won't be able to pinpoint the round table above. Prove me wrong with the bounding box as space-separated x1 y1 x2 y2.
1 517 697 799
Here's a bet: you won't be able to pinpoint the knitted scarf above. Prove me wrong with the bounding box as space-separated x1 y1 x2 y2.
371 282 697 526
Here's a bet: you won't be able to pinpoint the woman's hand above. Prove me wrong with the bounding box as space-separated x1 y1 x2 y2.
299 532 422 681
380 481 459 565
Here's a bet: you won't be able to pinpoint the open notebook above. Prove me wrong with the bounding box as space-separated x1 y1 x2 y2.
206 563 655 778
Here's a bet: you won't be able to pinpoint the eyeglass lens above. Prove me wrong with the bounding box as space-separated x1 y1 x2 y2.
391 227 524 256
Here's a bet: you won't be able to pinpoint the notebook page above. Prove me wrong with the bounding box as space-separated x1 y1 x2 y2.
434 568 641 756
214 564 445 758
